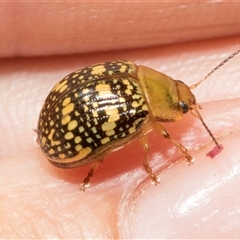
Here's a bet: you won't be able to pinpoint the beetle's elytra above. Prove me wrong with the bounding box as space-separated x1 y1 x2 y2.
37 51 239 190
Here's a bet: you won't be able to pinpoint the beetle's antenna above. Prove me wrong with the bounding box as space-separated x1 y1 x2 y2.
191 105 222 151
190 49 240 89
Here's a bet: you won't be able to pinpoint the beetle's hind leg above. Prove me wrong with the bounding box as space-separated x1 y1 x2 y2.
139 136 160 185
154 123 194 165
80 159 103 191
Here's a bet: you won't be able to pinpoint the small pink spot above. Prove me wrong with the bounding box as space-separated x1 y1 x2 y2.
206 144 224 159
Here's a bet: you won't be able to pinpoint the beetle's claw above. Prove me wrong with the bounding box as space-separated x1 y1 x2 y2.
150 174 160 185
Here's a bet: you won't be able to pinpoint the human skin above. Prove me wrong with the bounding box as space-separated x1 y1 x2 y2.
0 2 240 239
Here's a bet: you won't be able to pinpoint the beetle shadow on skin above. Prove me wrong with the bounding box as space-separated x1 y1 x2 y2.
39 112 197 187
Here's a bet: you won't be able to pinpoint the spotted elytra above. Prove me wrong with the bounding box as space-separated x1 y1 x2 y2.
37 50 240 190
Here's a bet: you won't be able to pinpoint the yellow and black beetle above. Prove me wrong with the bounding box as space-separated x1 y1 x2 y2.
36 50 239 190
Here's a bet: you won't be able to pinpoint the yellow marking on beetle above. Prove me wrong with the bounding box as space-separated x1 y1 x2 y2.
48 148 55 155
65 132 74 140
91 127 97 134
59 153 66 159
95 84 112 96
51 145 92 163
68 120 78 131
72 74 79 79
123 79 130 85
75 69 81 73
75 144 83 152
87 137 93 143
48 129 55 140
119 97 126 103
41 137 46 146
142 104 148 111
92 102 98 108
74 136 82 144
93 118 98 125
57 146 62 152
79 126 85 133
92 110 99 118
59 84 68 93
105 108 118 116
82 88 89 94
108 114 120 122
75 111 80 116
61 115 71 125
91 65 106 75
83 96 90 102
101 137 110 145
129 108 136 115
84 105 89 112
62 103 74 115
51 139 61 146
96 134 101 139
132 101 139 108
133 94 141 99
50 120 54 127
128 85 133 90
62 97 71 107
55 107 59 112
53 80 67 92
79 75 84 80
119 65 127 73
129 126 136 134
106 129 115 136
125 89 132 95
64 142 71 149
134 118 144 126
101 122 116 131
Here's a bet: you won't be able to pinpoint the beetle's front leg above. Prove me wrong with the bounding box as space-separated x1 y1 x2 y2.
154 123 194 165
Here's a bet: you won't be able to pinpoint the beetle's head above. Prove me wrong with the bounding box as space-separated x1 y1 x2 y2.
176 80 197 114
176 80 222 150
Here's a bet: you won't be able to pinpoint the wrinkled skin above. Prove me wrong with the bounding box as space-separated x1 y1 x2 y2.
1 2 240 239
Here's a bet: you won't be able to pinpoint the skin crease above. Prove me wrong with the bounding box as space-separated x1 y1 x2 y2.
0 2 240 239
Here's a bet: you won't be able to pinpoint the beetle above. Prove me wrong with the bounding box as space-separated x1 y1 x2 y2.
36 50 239 190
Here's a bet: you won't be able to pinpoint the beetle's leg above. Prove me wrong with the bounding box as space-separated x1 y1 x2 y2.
154 123 194 165
139 136 160 185
80 159 103 191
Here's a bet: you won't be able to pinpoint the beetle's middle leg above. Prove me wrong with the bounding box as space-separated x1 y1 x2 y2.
80 159 103 191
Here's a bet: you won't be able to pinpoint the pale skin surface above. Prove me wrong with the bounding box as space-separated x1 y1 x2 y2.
1 2 240 239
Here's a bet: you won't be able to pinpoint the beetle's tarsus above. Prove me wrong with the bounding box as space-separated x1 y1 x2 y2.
79 160 102 191
80 181 89 191
150 174 160 185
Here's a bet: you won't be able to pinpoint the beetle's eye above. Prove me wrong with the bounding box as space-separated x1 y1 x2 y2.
179 101 189 114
